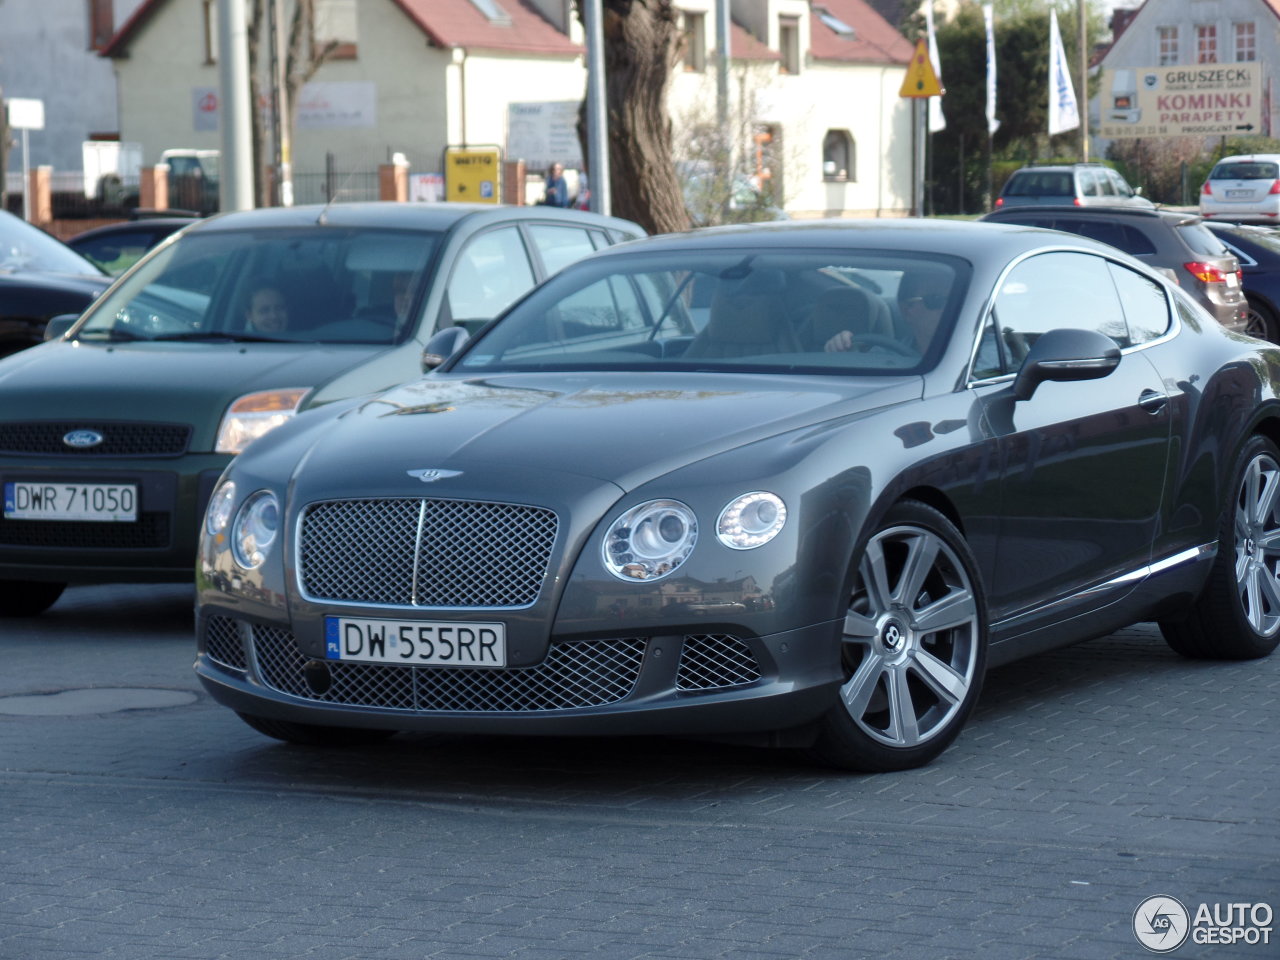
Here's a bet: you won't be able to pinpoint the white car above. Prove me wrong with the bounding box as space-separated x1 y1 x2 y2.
1200 154 1280 224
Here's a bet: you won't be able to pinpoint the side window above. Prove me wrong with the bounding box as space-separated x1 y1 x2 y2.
527 224 596 276
1078 169 1102 197
971 315 1005 379
1107 261 1171 343
1096 170 1117 196
446 227 536 330
992 253 1129 370
1110 171 1135 198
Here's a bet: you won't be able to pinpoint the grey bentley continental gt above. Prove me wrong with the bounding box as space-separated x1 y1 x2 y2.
196 219 1280 771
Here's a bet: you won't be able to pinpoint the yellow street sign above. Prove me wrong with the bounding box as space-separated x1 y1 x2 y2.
444 146 502 203
899 39 943 98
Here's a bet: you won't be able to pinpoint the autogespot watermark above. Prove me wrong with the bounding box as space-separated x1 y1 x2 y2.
1133 896 1274 952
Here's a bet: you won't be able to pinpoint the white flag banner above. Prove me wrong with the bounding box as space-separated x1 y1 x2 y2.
1048 8 1079 135
925 4 946 132
983 4 1000 134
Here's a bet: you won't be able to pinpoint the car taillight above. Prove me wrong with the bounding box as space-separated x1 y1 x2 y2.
1184 261 1229 283
995 197 1004 207
1202 181 1213 196
1073 197 1082 205
1270 179 1280 195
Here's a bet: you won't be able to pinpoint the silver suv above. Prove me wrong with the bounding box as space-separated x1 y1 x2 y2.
996 163 1154 209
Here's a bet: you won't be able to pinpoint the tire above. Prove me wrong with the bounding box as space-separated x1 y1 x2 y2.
0 580 67 617
1159 435 1280 660
1243 297 1279 344
237 712 398 747
808 500 987 772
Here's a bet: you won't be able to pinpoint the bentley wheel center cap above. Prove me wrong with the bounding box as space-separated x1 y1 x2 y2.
881 618 908 652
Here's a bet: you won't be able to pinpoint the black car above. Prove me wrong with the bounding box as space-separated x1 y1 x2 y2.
67 216 198 275
981 205 1247 334
194 218 1280 772
1205 221 1280 342
0 211 111 357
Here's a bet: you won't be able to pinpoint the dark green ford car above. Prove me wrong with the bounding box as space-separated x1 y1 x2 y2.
0 202 643 615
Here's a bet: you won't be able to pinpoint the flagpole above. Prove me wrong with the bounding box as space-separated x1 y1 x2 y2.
1079 0 1088 161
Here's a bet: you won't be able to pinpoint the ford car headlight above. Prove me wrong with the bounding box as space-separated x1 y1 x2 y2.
231 490 280 569
717 492 787 549
215 388 310 454
205 480 236 537
602 499 697 581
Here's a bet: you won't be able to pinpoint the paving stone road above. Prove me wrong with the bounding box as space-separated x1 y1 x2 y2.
1 584 1276 960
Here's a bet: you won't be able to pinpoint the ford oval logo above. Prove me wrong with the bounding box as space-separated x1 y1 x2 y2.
62 429 104 449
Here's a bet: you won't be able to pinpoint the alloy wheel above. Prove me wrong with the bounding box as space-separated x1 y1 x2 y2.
839 524 980 748
1234 452 1280 636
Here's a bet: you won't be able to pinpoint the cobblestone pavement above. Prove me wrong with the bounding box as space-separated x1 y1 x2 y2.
1 584 1276 960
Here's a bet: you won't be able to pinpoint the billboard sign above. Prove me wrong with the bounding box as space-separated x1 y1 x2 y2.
1098 64 1262 138
507 101 583 171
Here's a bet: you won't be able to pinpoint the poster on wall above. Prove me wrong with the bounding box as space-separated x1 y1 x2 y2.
296 82 377 129
193 88 219 132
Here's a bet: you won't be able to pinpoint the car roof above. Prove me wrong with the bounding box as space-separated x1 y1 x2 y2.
575 217 1125 263
984 205 1199 225
70 218 199 240
183 202 643 235
1212 153 1280 165
1008 163 1107 173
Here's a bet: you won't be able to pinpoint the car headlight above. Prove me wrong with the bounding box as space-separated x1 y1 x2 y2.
215 388 310 454
231 490 280 569
717 492 787 549
602 499 697 581
205 480 236 537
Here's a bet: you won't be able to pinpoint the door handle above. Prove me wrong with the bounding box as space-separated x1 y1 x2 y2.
1138 389 1169 413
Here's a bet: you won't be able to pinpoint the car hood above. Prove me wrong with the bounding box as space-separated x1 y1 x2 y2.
291 371 921 493
0 271 111 296
0 340 389 450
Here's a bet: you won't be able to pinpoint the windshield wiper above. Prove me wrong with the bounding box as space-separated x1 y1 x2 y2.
74 328 147 342
150 331 294 343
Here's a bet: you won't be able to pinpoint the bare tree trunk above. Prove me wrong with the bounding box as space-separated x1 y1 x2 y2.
579 0 690 234
247 0 269 206
285 0 337 142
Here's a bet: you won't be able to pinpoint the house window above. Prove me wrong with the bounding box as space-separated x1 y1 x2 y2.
88 0 114 51
822 130 853 182
779 16 800 74
1195 23 1217 63
316 0 358 59
199 0 217 64
682 11 706 73
1234 21 1256 61
1157 26 1178 65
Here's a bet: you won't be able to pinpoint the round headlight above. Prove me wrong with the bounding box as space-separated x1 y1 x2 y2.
717 492 787 549
205 480 236 537
602 499 698 581
231 490 280 569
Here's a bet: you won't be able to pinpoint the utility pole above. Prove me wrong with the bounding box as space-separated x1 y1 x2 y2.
218 0 255 210
583 0 610 215
268 0 293 206
1079 0 1089 162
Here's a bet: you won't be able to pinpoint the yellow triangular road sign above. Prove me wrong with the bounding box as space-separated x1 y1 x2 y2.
899 38 943 98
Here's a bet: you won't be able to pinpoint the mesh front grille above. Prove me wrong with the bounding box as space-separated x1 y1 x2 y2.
0 512 170 549
676 634 762 690
0 422 191 457
250 624 646 712
205 616 248 670
299 498 558 607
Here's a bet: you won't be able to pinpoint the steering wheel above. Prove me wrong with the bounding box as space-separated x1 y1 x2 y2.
850 333 918 358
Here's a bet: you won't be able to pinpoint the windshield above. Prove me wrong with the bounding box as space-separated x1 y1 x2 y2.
1211 161 1278 180
452 249 970 376
0 211 103 276
75 225 439 344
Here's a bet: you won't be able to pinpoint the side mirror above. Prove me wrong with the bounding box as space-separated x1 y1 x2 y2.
43 315 79 341
421 325 470 371
1012 328 1121 401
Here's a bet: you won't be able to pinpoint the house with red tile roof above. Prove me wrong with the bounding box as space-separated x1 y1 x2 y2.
102 0 916 216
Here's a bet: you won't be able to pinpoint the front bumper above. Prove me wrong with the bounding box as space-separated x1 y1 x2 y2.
0 455 228 584
195 608 844 738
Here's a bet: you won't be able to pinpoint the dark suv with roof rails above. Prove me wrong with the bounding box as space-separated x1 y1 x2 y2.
981 205 1247 332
